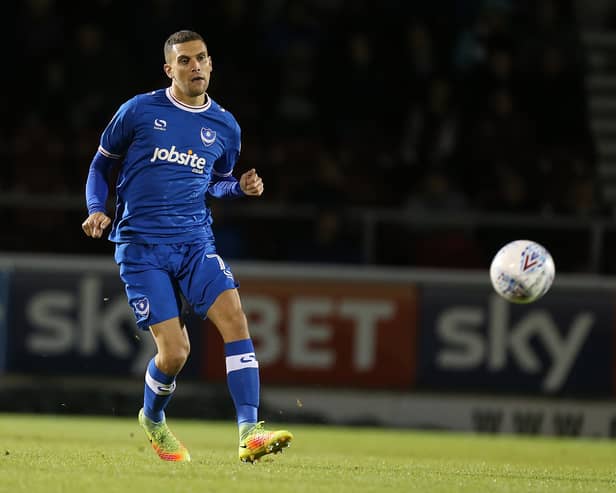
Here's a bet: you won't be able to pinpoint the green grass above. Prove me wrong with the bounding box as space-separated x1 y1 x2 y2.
0 413 614 493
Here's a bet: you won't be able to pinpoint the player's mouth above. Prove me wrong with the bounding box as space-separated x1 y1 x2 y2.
191 76 205 82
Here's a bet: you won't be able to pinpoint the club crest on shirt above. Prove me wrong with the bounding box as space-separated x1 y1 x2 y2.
200 127 216 146
132 297 150 318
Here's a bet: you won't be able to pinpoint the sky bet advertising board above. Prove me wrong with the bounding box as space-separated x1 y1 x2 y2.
202 278 418 388
0 261 615 399
416 286 615 397
2 268 201 378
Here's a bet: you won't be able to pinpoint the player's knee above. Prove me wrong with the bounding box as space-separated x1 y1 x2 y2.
158 344 190 375
217 308 249 340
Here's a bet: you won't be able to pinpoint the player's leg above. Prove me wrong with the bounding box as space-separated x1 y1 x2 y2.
207 288 293 462
116 243 190 462
138 316 191 462
206 287 257 427
181 249 293 462
145 318 190 421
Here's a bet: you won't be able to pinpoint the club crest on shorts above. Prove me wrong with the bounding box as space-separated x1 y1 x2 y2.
200 127 216 146
132 297 150 318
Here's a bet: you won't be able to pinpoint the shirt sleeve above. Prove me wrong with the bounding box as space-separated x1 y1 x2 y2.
85 151 119 215
207 119 245 199
85 98 136 214
99 98 137 158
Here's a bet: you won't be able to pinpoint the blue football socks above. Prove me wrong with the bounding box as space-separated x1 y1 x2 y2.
143 357 176 423
224 338 260 430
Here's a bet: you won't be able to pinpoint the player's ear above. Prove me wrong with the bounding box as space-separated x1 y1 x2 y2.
163 63 173 80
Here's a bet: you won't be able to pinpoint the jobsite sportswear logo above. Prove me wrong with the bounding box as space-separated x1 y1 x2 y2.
150 145 205 174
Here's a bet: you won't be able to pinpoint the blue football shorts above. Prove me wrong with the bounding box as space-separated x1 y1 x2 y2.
114 242 239 330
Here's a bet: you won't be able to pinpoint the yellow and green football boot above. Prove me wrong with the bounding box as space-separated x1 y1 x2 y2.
138 408 191 462
238 421 293 463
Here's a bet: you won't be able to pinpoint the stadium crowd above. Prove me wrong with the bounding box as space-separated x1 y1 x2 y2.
3 0 602 270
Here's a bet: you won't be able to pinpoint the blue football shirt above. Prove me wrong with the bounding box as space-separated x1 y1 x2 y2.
98 88 243 244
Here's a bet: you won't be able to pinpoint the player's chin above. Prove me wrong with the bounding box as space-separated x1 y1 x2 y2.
189 79 206 91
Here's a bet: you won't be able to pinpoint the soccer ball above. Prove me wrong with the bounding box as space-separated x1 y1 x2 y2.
489 240 555 304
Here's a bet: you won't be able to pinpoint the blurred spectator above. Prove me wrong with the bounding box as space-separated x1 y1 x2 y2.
286 208 362 264
399 78 459 175
293 151 347 207
404 170 468 213
459 88 538 210
528 45 592 158
453 0 513 74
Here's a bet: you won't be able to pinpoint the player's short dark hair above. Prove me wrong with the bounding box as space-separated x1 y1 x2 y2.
164 30 205 60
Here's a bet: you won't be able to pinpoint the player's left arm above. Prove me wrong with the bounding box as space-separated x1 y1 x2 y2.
208 167 264 199
238 168 263 196
207 120 263 199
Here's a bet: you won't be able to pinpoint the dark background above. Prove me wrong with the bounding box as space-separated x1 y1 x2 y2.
3 0 613 272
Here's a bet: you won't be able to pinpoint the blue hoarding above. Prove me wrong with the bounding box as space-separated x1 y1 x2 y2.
5 269 202 378
417 286 614 397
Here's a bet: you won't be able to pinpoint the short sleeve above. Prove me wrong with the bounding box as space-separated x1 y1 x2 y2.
99 97 138 158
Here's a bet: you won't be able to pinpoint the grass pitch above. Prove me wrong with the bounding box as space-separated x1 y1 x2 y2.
0 413 614 493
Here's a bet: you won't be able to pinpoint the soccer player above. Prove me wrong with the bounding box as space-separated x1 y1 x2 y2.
81 30 293 463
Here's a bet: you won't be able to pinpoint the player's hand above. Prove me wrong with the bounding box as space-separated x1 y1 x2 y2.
239 168 264 196
82 212 112 238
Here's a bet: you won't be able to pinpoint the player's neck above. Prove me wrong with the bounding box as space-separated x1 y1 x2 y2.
170 85 207 107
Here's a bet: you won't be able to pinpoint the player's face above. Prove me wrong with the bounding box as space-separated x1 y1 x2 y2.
165 40 212 100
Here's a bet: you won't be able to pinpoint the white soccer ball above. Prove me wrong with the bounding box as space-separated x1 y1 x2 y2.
489 240 555 304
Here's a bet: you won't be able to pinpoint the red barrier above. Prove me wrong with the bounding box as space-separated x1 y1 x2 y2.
203 279 417 388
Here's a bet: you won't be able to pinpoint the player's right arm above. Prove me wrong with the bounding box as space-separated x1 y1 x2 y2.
81 98 136 238
82 211 111 238
82 150 117 238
